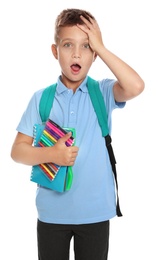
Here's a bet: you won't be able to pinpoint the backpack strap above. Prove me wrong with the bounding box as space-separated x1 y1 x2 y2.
39 83 57 123
87 76 109 136
87 76 123 217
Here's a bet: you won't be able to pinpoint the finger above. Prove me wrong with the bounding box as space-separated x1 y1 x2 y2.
59 132 72 143
80 15 96 28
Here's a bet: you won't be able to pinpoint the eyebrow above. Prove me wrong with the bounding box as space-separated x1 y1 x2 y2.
59 37 89 43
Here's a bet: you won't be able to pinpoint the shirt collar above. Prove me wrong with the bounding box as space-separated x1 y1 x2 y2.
56 76 89 94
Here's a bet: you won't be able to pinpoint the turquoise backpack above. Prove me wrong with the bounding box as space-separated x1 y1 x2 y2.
39 76 122 217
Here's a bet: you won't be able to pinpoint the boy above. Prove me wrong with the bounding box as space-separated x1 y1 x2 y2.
11 8 144 260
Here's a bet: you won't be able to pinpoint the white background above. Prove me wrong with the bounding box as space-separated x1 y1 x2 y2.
0 0 157 259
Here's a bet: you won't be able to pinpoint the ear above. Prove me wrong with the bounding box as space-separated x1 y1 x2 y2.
93 52 97 62
51 44 58 59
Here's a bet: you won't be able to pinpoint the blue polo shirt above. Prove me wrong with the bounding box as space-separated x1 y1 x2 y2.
16 76 125 224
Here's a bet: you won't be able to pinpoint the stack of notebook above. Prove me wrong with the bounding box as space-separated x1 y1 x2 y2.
30 119 75 192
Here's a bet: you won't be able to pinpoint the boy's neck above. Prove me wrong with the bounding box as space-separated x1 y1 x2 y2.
60 75 86 92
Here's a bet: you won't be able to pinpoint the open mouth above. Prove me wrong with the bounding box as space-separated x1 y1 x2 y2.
70 64 81 72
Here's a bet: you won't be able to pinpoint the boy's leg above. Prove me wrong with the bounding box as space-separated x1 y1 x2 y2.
37 219 73 260
74 221 110 260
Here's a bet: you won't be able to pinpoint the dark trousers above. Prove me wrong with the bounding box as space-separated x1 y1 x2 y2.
37 219 110 260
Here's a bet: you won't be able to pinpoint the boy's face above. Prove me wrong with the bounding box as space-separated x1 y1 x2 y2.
52 25 96 86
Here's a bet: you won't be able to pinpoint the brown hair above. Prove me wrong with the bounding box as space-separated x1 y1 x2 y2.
54 8 95 43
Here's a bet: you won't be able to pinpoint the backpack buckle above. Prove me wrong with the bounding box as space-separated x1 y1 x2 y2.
105 134 112 146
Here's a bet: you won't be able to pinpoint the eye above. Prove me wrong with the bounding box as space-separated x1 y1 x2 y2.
83 43 90 49
64 43 72 47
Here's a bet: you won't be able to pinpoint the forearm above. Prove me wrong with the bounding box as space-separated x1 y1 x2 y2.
11 142 55 166
11 139 79 167
97 45 144 93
